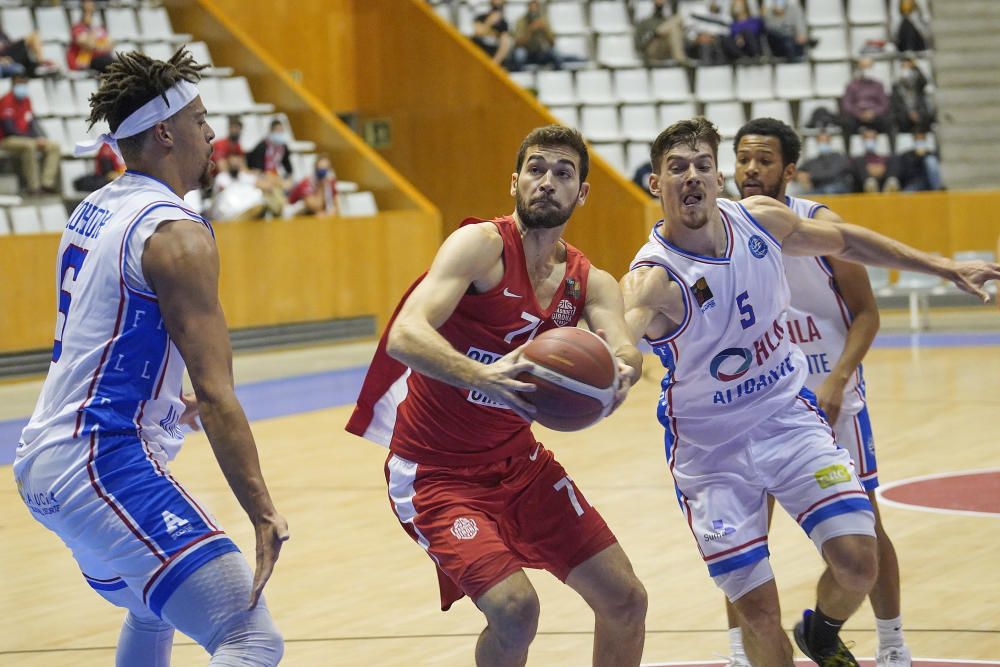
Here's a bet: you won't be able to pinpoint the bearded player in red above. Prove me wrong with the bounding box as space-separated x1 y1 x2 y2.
347 125 646 666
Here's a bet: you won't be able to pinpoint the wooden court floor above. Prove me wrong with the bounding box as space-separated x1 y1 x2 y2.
1 337 998 666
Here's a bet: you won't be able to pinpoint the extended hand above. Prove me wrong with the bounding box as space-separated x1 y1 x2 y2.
950 259 1000 302
474 344 537 422
179 392 202 431
814 376 845 426
249 513 290 609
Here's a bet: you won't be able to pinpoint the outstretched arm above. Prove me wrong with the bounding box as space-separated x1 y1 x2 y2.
583 268 643 409
810 208 880 424
744 195 1000 301
386 223 536 419
144 219 287 609
620 265 686 344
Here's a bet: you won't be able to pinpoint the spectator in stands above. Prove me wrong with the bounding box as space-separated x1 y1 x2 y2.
212 115 244 170
632 160 656 198
729 0 765 60
796 129 854 194
247 118 293 180
73 142 124 193
634 0 690 66
683 1 737 65
211 154 285 221
512 1 562 69
890 56 935 133
896 131 944 191
0 75 60 195
288 155 340 216
0 18 56 78
852 126 900 193
840 57 891 137
894 0 932 53
472 0 515 69
68 0 114 74
762 0 809 62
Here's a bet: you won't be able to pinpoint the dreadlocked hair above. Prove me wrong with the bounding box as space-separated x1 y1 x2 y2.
87 47 207 159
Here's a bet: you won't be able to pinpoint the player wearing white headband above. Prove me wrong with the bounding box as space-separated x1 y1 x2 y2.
14 49 287 666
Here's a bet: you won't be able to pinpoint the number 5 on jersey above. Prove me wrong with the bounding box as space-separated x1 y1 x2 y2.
736 290 756 330
53 244 89 362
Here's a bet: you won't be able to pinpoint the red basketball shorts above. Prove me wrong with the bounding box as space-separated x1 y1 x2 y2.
384 442 617 610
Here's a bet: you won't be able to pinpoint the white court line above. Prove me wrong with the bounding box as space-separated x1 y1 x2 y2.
876 467 1000 519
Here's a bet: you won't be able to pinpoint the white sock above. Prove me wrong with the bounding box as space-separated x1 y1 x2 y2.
729 626 747 659
876 615 905 650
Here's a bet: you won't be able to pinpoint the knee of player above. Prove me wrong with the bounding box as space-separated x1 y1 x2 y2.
827 536 879 592
603 576 648 625
488 589 540 641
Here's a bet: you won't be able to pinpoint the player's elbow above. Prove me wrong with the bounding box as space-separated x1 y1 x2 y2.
386 318 418 363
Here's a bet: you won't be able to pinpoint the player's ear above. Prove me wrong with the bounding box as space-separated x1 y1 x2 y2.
510 172 518 197
153 121 173 148
577 182 590 206
783 162 797 185
648 172 660 196
717 169 725 190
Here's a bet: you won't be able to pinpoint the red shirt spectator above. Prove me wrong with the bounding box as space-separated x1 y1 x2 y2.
288 156 339 216
67 1 113 72
96 143 125 176
0 85 38 138
212 116 244 164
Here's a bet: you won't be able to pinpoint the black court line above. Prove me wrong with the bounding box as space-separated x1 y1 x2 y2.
2 628 997 656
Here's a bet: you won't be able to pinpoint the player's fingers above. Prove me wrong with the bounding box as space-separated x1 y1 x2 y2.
507 378 537 393
504 359 536 376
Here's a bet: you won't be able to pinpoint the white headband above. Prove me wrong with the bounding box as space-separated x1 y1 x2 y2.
74 79 200 157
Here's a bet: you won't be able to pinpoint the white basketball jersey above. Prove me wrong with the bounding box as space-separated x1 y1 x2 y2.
17 171 211 463
782 195 865 413
630 198 807 447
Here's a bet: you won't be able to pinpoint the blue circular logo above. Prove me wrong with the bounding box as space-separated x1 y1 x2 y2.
748 235 768 259
709 347 753 381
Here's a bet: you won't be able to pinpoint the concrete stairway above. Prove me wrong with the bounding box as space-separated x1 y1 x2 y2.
933 0 1000 189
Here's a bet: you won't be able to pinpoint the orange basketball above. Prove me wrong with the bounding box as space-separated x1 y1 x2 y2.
517 327 618 432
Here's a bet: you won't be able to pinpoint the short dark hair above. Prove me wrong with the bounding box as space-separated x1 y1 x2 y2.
227 114 243 127
269 118 284 130
515 124 589 183
650 117 720 172
733 117 801 167
87 48 207 160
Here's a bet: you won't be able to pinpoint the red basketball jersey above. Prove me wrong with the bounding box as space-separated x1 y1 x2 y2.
346 216 591 466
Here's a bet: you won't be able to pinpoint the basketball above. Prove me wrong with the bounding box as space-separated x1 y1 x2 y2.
517 327 618 432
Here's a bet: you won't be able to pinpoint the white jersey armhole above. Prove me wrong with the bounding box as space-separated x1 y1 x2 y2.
122 204 209 297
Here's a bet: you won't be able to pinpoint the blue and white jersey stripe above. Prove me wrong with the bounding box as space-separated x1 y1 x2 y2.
18 171 211 464
782 195 866 415
628 198 807 448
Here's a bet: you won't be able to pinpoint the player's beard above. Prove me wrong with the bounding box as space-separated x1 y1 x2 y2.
739 179 781 200
198 159 216 190
516 191 575 229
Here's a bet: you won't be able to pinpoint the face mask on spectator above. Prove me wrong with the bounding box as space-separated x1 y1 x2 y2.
901 67 919 81
864 139 878 152
268 131 287 145
12 83 27 99
229 131 241 143
914 140 928 152
817 142 833 155
315 168 330 180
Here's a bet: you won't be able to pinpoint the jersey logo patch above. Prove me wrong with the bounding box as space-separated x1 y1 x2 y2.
703 519 736 543
748 235 769 259
690 276 716 310
564 277 581 299
162 510 192 538
450 517 479 540
552 298 576 326
814 464 852 489
709 347 752 382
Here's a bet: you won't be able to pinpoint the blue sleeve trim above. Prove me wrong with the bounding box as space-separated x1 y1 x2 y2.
801 498 874 535
706 544 770 577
